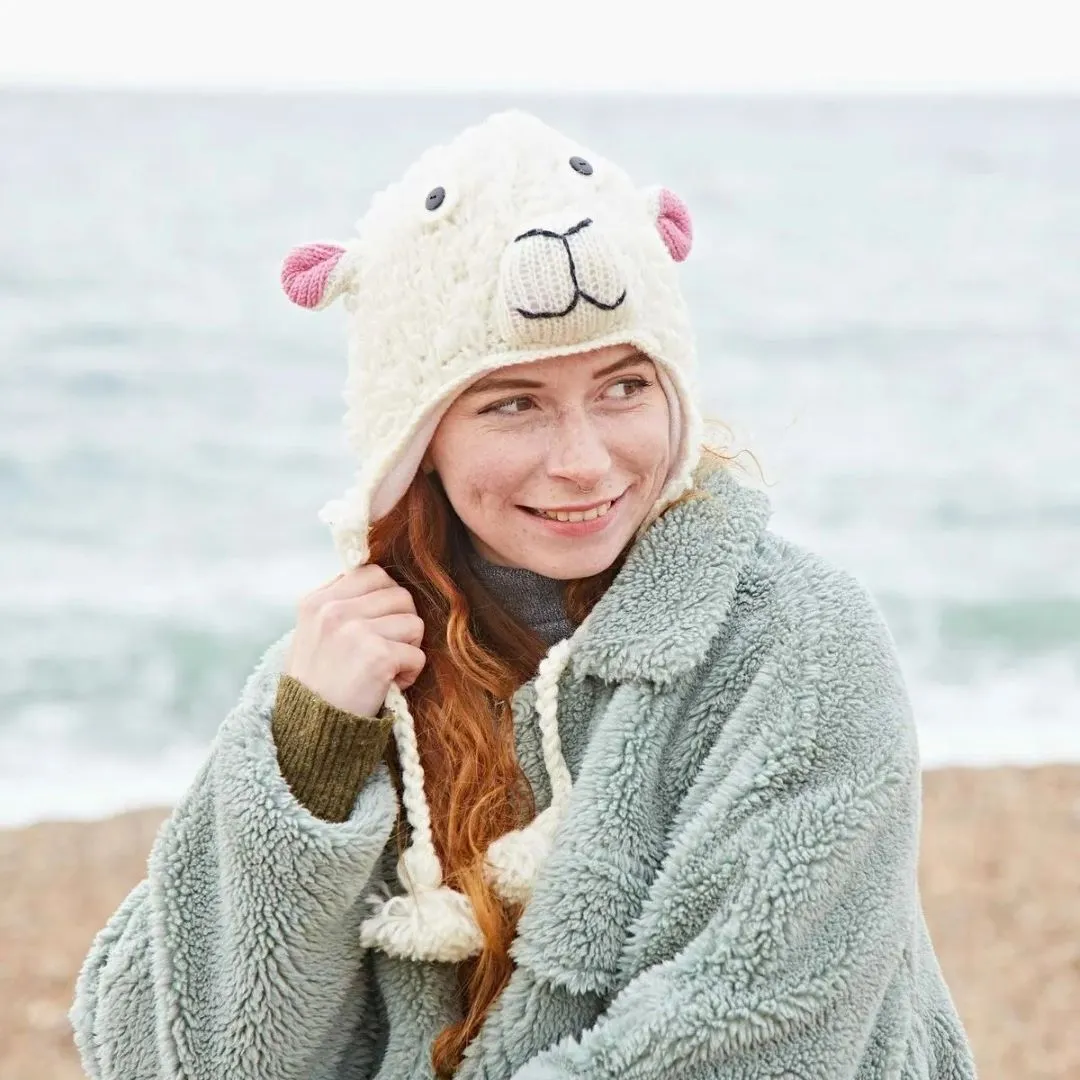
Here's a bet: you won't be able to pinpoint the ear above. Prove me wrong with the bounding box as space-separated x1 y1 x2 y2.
644 186 693 263
280 242 357 310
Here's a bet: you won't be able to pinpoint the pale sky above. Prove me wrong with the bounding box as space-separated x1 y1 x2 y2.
3 0 1078 92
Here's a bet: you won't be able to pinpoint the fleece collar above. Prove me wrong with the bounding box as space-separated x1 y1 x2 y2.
568 466 772 687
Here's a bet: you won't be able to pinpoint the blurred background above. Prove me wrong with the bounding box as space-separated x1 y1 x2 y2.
1 2 1077 1078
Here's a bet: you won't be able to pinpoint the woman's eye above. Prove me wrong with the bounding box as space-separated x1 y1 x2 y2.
486 396 533 416
607 377 650 399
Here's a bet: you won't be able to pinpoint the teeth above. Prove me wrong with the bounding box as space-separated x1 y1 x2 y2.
535 500 612 523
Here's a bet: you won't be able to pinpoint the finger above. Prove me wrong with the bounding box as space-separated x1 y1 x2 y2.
387 642 427 689
308 564 397 605
366 613 425 648
311 588 416 628
351 586 418 620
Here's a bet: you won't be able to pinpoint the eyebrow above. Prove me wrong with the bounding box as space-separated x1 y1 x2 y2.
463 353 651 396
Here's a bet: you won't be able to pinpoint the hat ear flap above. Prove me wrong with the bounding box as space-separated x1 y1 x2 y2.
281 242 357 310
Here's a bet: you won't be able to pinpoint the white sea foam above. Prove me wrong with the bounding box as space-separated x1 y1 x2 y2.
0 732 207 828
911 657 1080 767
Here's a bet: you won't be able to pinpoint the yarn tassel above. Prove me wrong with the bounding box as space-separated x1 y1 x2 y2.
359 682 484 962
485 628 581 905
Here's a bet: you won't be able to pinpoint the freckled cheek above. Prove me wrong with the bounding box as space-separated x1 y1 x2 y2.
435 422 536 509
606 411 671 479
462 453 536 511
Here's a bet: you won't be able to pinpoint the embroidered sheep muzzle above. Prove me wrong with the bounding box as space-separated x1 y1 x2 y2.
500 215 628 348
496 189 691 350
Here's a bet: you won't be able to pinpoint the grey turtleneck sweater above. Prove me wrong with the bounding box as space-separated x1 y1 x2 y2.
465 548 575 645
271 549 572 821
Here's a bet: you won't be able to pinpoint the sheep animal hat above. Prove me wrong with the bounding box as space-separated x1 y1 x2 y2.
281 110 704 963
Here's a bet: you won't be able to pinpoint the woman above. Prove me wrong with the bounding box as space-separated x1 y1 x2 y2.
71 111 976 1079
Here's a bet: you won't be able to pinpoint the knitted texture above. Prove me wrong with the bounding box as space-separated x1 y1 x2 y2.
655 187 693 261
498 218 629 346
280 243 347 310
271 674 394 823
466 549 575 645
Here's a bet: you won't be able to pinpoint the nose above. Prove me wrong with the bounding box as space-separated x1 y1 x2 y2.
545 409 611 490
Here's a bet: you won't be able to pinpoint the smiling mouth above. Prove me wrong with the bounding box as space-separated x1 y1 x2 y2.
520 493 624 523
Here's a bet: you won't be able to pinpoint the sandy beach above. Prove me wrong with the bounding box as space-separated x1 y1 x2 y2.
2 765 1078 1080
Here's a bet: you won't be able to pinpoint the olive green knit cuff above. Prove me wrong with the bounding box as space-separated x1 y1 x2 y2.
271 673 395 823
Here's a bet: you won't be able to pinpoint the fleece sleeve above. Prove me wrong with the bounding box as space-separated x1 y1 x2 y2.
511 581 973 1080
69 632 399 1080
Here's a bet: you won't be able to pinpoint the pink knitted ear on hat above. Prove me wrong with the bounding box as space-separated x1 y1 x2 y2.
655 189 692 262
281 243 346 308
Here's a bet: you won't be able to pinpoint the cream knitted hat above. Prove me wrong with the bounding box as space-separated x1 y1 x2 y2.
281 110 704 963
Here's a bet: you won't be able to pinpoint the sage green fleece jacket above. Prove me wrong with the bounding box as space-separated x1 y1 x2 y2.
69 467 977 1080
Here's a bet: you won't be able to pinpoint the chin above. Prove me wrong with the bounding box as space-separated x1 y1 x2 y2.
518 539 627 581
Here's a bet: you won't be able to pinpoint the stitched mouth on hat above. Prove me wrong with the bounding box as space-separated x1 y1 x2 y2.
512 218 627 319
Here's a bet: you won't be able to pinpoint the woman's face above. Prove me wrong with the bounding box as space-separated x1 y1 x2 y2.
425 343 671 579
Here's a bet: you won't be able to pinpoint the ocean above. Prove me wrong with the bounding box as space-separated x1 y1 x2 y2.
1 91 1077 827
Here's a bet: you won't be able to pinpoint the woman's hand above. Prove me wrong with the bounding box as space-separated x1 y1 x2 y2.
285 565 426 718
